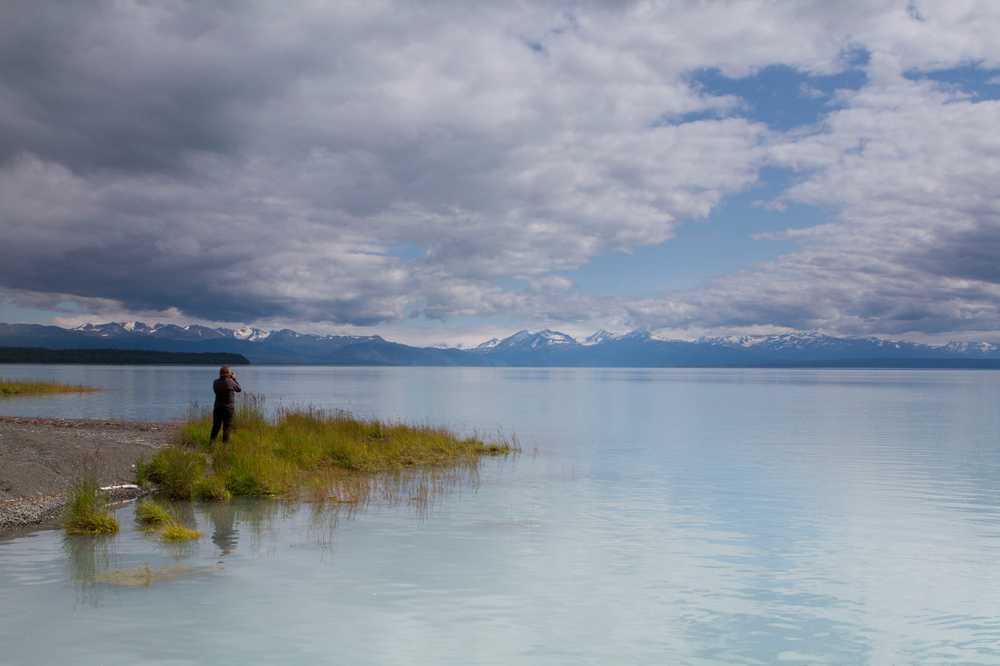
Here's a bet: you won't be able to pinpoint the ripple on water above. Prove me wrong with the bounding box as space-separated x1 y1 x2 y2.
0 367 999 664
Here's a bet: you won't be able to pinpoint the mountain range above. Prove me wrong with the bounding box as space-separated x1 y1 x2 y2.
2 321 1000 367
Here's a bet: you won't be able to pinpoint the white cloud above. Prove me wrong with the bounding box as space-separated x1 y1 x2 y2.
630 56 1000 339
799 83 826 99
0 1 781 325
3 1 1000 338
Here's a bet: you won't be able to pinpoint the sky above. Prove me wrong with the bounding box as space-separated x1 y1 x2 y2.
2 1 1000 347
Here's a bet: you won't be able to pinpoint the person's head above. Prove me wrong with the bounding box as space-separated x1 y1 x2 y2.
219 366 231 379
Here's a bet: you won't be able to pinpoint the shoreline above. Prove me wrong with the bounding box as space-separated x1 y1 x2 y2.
0 416 175 533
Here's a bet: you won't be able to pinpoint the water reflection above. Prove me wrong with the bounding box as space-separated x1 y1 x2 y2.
61 463 485 600
5 368 1000 663
206 501 238 556
206 498 283 557
64 534 117 607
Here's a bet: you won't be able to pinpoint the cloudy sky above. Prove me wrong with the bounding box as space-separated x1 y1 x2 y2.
2 1 1000 345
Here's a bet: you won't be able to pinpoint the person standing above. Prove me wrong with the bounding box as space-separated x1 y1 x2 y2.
210 366 242 444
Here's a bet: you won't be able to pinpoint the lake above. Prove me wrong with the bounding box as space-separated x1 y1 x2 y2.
1 365 1000 665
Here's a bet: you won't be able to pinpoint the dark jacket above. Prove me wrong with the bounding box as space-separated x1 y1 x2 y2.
213 377 242 409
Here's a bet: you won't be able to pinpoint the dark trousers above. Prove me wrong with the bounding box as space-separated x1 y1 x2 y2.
210 405 235 443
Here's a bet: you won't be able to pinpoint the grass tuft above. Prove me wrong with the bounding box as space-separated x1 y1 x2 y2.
64 477 119 535
161 523 202 542
0 378 97 397
193 475 232 502
135 499 202 541
136 447 207 499
142 394 517 500
135 499 172 527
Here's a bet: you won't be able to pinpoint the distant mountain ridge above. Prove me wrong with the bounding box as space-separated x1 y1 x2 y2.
1 321 999 367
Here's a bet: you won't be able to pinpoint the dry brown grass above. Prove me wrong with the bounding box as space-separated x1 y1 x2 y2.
0 378 98 397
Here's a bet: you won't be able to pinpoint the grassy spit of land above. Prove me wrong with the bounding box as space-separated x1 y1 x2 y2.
136 396 517 505
0 378 98 397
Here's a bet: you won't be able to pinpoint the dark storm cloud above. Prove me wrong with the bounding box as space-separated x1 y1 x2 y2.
1 1 248 174
908 223 1000 285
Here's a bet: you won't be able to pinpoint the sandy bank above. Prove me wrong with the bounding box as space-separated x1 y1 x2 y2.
0 416 175 531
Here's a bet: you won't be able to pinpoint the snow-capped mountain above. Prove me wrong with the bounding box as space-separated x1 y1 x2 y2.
232 326 271 342
481 329 577 352
700 331 854 349
75 321 238 341
429 342 466 350
696 331 943 358
942 340 1000 355
74 322 343 344
582 330 620 345
12 321 399 364
478 328 652 349
75 321 155 337
5 322 1000 366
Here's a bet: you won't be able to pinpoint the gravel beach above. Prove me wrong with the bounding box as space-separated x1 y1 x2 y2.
0 416 175 531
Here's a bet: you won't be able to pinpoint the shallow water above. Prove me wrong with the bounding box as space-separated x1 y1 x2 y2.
2 366 1000 664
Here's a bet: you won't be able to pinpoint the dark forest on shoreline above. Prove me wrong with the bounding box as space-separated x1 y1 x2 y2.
0 347 250 366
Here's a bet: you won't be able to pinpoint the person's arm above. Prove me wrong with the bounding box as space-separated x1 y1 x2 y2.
230 377 242 393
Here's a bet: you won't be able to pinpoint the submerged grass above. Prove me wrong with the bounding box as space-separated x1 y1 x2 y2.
93 564 221 588
160 524 202 542
0 378 98 397
135 499 172 528
140 394 517 501
135 498 202 541
64 477 119 535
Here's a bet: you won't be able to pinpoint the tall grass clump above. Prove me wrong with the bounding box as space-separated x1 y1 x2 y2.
135 499 172 528
0 378 97 397
64 477 119 535
136 447 207 499
140 394 517 501
160 523 202 542
192 474 232 502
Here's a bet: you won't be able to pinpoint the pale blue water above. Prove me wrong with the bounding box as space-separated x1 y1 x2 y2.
2 365 1000 665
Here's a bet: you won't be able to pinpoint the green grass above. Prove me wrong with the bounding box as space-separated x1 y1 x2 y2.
135 499 173 527
64 477 120 535
193 474 232 502
160 523 202 542
0 378 97 397
135 498 202 541
136 447 206 500
140 395 517 500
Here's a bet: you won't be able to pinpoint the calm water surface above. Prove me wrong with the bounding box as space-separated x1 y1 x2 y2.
2 365 1000 665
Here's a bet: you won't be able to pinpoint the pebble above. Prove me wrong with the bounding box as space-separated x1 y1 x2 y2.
0 495 65 528
0 485 145 528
